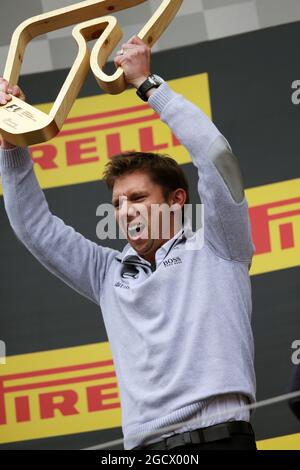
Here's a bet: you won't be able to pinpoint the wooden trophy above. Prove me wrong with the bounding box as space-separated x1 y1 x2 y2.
0 0 183 147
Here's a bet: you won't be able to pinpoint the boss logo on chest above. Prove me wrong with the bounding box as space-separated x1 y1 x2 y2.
163 257 182 268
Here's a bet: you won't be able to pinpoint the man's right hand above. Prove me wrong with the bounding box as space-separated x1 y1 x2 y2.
0 78 26 149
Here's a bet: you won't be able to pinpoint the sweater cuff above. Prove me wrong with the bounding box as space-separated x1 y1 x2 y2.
0 146 32 168
148 81 179 115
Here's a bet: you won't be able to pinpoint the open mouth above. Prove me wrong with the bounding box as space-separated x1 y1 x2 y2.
127 222 146 240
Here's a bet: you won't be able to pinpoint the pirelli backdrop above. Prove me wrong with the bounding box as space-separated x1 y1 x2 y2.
0 21 300 449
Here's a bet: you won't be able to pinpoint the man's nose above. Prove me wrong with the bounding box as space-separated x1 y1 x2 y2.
127 204 140 218
119 202 140 222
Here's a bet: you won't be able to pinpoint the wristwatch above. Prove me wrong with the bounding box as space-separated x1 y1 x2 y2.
136 74 165 102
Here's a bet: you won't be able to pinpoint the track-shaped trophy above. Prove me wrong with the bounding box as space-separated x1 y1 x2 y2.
0 0 183 147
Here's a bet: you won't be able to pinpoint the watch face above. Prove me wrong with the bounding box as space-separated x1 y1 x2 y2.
150 74 165 85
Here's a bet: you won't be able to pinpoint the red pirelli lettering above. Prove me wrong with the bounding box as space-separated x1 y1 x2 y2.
249 197 300 254
40 390 79 419
0 360 120 425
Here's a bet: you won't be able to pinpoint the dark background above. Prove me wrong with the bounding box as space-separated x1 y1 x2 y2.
0 21 299 448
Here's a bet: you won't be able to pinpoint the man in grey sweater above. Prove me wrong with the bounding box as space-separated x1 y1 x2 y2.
0 36 256 450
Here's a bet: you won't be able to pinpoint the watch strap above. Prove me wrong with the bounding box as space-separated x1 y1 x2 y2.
136 75 161 102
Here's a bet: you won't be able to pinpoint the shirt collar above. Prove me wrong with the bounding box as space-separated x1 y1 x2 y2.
119 220 192 265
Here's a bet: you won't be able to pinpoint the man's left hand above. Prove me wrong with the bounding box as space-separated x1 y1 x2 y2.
114 36 151 89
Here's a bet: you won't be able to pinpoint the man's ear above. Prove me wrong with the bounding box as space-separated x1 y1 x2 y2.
169 188 186 208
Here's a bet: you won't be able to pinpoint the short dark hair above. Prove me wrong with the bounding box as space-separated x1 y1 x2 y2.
103 152 190 204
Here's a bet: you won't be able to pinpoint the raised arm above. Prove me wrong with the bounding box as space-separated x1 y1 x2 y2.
0 80 117 305
148 83 254 263
115 36 255 263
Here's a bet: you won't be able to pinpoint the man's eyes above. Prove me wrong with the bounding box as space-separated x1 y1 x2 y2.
113 196 146 209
